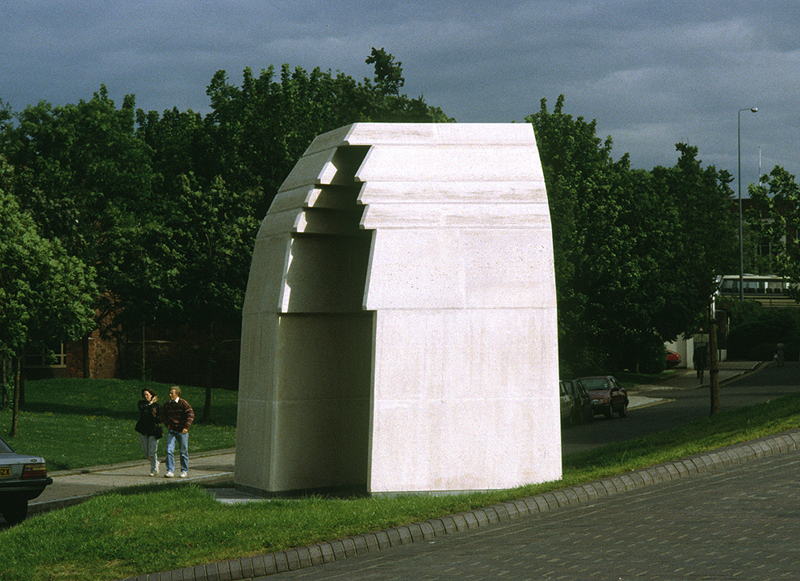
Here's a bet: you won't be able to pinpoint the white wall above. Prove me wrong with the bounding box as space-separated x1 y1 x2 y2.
236 123 561 495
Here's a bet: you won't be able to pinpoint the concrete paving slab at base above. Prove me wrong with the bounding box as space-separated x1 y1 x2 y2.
627 394 671 409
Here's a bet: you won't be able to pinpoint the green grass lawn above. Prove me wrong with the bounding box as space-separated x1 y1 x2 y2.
1 378 799 581
0 378 237 470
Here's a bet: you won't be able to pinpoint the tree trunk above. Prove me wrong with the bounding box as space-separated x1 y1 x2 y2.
141 322 147 381
202 321 215 422
1 357 8 409
18 354 25 407
82 333 91 378
10 354 22 437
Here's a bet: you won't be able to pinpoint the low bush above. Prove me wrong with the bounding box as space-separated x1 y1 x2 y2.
727 301 800 360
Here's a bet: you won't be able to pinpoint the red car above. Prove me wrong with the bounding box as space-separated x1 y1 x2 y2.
666 349 681 368
575 375 629 419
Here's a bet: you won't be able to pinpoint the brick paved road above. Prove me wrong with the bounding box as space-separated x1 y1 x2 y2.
264 447 800 580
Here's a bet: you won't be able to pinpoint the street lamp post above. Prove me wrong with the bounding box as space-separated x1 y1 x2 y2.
738 107 758 302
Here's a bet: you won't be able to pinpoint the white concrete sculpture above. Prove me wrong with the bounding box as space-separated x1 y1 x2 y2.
235 123 560 495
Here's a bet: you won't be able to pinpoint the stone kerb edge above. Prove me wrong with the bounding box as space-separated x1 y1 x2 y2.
120 429 800 581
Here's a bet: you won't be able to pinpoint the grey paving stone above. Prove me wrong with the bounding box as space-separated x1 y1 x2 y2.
263 445 800 580
121 431 800 581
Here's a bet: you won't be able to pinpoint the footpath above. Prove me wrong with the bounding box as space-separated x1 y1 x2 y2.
28 360 789 581
626 358 764 409
30 447 236 515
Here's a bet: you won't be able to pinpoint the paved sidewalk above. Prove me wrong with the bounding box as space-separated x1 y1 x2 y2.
635 359 762 391
627 359 762 409
29 448 235 515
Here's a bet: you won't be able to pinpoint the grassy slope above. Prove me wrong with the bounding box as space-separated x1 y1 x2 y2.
0 379 237 470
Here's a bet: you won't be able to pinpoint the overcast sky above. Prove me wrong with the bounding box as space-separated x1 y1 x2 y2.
3 1 797 193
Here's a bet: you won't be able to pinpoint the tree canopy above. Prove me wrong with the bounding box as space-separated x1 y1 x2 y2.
0 48 454 418
747 166 800 296
0 53 743 390
529 96 737 374
0 157 96 434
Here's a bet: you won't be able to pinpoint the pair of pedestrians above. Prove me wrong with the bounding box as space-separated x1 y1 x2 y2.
135 386 194 478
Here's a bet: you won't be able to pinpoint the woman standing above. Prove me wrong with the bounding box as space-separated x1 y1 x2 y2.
135 388 163 476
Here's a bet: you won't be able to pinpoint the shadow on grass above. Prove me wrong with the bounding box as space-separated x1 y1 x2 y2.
18 401 238 427
95 480 203 498
21 402 138 421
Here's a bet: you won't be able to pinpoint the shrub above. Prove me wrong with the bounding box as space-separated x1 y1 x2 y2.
727 301 800 360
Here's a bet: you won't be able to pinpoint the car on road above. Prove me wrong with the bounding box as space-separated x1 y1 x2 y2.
561 379 593 424
666 349 681 368
576 375 629 419
0 435 52 524
559 381 577 426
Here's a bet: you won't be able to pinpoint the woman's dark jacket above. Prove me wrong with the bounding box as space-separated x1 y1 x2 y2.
135 400 162 437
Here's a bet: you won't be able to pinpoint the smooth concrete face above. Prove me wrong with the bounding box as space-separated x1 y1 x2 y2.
368 307 559 492
236 123 561 495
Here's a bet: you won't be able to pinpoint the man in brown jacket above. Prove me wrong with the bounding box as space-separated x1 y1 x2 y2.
160 386 194 478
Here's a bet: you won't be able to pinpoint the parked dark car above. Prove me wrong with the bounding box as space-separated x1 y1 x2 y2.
561 379 593 424
0 435 52 524
575 375 629 419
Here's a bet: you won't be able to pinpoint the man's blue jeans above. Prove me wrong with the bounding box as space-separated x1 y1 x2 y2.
165 430 189 474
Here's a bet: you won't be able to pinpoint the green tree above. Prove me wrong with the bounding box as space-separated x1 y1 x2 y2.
4 87 154 247
366 47 405 95
135 107 207 196
171 176 260 419
747 166 800 295
588 166 673 372
527 96 625 373
529 97 737 374
0 158 96 435
196 48 453 218
0 99 11 135
655 144 737 305
1 87 155 343
109 174 260 418
649 145 738 345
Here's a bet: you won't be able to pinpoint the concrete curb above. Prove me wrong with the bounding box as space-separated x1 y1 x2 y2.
117 429 800 581
45 448 237 479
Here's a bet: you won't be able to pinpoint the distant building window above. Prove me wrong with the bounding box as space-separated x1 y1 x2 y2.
25 342 67 368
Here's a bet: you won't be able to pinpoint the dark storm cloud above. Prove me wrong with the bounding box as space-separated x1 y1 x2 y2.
2 0 798 186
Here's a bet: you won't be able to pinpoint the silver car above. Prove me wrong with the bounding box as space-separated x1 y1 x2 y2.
0 435 52 524
559 381 577 426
